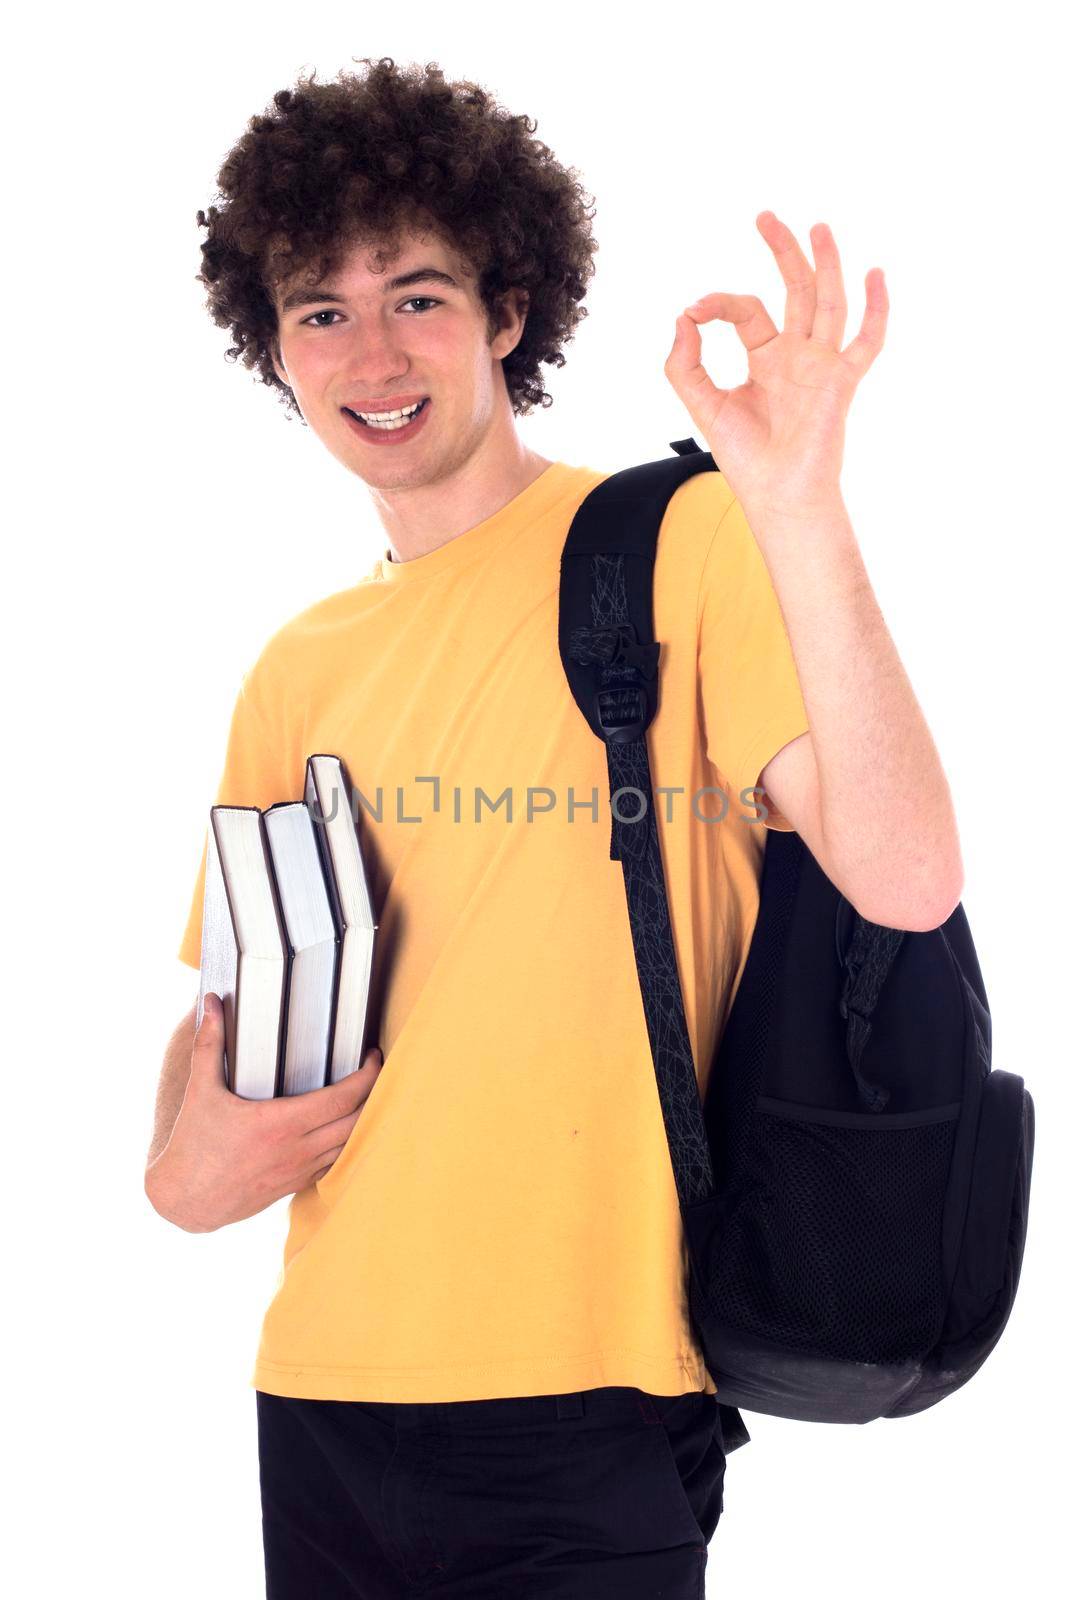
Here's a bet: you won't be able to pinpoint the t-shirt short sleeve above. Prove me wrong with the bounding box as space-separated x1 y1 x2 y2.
176 662 293 969
697 494 810 832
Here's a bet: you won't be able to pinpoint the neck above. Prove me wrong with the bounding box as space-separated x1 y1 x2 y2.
371 427 554 566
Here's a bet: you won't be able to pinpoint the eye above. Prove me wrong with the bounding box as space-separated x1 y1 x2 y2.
299 297 441 328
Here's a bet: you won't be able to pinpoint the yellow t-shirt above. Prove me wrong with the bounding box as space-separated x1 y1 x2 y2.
177 458 810 1402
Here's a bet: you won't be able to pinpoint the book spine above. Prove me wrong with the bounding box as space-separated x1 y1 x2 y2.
257 811 291 1098
306 759 346 1086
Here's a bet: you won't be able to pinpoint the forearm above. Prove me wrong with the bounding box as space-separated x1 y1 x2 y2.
748 492 964 927
146 1004 197 1172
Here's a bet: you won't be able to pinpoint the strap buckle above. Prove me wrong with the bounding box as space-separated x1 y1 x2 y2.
567 621 659 676
608 622 660 679
567 623 660 744
596 684 649 744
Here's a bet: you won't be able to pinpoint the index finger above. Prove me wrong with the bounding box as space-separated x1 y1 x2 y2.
289 1050 384 1131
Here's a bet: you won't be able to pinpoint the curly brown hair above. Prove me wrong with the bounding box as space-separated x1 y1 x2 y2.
194 57 599 421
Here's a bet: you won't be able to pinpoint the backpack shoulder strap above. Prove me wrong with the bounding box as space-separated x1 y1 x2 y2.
557 437 754 1454
558 438 716 792
558 437 718 1204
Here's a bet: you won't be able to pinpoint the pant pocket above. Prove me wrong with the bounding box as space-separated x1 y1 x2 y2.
640 1392 726 1546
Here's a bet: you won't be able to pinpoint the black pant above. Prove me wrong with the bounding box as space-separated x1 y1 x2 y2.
257 1385 727 1598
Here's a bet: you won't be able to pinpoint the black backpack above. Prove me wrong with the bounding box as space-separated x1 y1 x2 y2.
558 439 1036 1457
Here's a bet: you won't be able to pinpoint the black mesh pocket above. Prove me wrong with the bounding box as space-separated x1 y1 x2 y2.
710 1099 961 1365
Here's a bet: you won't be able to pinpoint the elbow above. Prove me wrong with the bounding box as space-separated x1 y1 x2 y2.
851 869 965 935
920 876 965 933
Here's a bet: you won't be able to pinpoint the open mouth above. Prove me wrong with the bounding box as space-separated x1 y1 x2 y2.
343 397 430 431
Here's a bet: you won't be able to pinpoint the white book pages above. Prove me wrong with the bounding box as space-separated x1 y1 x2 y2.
198 808 286 1100
305 755 378 1082
263 803 338 1096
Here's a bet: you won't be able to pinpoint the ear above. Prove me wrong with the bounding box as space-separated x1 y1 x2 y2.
270 337 289 388
489 288 531 360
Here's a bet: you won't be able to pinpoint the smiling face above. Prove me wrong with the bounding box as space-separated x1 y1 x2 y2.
269 224 530 492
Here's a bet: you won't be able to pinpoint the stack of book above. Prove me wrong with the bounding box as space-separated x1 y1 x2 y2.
196 753 378 1099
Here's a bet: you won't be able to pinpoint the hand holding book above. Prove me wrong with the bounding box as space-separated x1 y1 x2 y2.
146 994 384 1231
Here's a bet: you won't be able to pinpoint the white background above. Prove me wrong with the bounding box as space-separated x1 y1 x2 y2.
5 1 1062 1594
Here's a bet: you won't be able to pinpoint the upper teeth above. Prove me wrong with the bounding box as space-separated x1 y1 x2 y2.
354 401 424 424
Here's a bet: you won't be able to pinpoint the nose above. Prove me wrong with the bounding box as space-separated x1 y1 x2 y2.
344 323 412 391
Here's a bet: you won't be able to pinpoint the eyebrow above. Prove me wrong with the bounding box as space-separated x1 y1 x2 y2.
279 267 461 312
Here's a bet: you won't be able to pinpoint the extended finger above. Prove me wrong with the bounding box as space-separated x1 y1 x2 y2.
842 267 889 378
810 222 848 349
756 211 816 335
682 292 778 352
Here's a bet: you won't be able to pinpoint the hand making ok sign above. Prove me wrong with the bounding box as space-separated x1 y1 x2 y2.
664 212 889 523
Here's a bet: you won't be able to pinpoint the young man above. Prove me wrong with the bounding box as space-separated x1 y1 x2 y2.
145 58 963 1598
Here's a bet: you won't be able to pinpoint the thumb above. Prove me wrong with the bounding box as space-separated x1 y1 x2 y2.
664 313 722 408
190 991 228 1089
